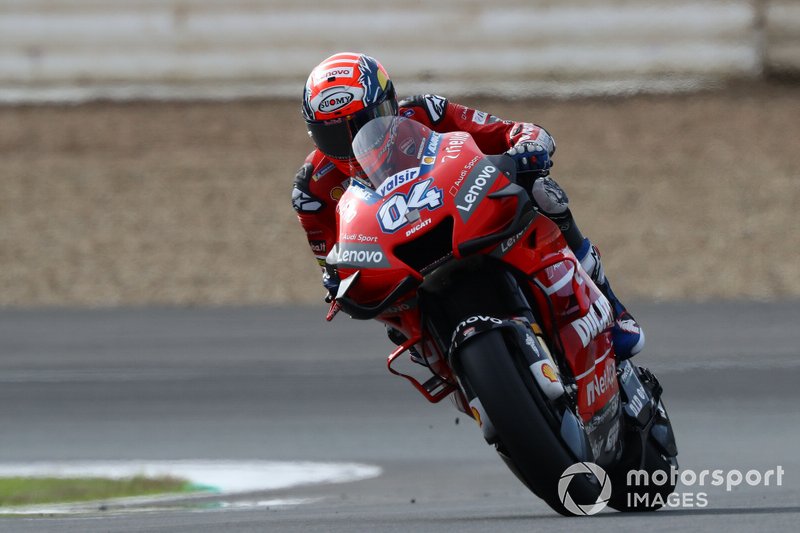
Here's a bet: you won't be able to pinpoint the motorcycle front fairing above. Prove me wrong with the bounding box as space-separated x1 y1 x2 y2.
329 116 524 399
331 116 620 427
330 117 517 318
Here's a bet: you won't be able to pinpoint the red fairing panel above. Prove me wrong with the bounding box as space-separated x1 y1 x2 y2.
537 261 618 421
489 214 619 422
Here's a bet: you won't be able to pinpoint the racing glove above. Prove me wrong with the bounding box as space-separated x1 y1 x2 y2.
506 141 553 177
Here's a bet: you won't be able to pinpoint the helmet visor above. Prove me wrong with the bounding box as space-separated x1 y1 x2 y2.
307 97 397 161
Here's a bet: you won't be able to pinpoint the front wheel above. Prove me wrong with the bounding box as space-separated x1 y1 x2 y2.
455 329 603 516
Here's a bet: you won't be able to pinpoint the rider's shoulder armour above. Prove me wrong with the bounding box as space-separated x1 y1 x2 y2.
398 94 449 125
291 161 325 214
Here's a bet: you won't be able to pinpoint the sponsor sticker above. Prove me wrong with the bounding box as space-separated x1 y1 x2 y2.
348 178 381 205
335 242 391 268
454 163 499 221
309 240 326 254
399 137 416 156
525 333 539 354
585 356 617 407
541 363 558 383
405 217 431 237
330 187 345 201
375 167 420 196
338 198 358 223
440 131 470 163
341 232 378 244
312 162 336 181
312 86 363 115
530 359 565 400
314 66 354 82
468 397 496 440
423 132 441 159
420 133 441 175
571 297 614 348
319 92 353 113
472 110 488 125
470 407 483 427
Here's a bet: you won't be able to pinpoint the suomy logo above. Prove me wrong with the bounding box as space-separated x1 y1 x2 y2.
318 91 355 113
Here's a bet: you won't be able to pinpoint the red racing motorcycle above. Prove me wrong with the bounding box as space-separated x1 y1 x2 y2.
325 116 678 515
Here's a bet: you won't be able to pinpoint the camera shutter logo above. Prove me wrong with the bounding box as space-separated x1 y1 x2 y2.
558 462 612 515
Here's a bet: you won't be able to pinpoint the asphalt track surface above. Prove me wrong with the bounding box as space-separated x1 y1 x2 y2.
1 302 799 532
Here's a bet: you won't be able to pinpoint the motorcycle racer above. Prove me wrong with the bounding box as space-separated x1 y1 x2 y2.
292 52 643 359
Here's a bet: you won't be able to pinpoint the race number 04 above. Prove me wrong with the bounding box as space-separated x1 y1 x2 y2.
378 178 443 233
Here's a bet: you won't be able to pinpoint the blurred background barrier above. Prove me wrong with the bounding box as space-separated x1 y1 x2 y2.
1 0 799 102
1 1 798 308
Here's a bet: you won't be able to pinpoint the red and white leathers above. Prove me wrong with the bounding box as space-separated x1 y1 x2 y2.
291 93 555 268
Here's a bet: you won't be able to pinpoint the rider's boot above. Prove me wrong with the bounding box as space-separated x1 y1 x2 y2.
529 177 644 360
575 238 644 360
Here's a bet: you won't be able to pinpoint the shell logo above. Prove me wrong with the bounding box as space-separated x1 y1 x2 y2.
330 187 345 201
541 362 558 383
470 406 483 428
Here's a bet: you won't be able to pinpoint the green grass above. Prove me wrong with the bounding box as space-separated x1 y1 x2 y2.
0 476 194 507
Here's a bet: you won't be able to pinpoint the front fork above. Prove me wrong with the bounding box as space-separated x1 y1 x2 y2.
616 359 679 468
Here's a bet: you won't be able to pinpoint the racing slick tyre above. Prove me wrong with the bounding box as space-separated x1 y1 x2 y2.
455 328 604 516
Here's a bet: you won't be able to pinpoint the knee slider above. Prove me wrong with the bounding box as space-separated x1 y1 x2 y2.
531 177 569 217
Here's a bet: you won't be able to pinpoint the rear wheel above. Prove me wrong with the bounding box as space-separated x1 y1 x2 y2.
607 407 678 512
455 329 604 516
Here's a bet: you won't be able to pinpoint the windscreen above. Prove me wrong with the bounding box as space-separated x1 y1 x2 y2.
352 116 433 192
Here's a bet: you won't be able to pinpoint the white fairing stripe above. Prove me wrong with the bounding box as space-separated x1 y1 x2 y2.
574 347 613 381
541 264 575 295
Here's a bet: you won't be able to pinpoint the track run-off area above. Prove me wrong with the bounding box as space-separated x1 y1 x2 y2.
0 302 798 532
